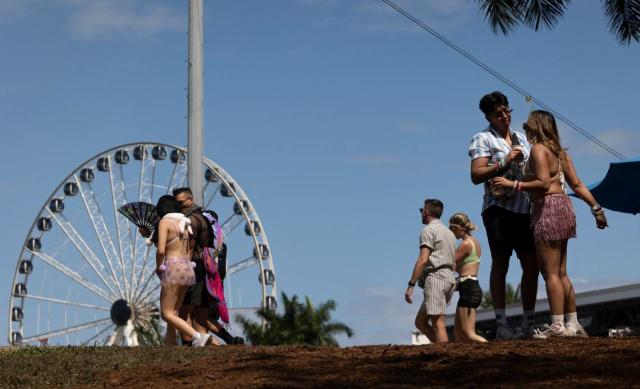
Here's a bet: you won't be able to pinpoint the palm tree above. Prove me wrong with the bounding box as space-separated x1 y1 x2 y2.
236 292 354 346
474 0 640 45
480 282 521 309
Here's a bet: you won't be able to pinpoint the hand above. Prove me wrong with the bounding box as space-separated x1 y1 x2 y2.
405 286 414 304
139 227 151 238
491 176 514 190
506 147 524 164
595 212 608 229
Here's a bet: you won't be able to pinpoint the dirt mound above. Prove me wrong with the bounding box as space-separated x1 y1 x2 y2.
2 338 639 387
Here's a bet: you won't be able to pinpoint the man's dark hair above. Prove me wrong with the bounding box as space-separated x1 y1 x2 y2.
424 199 444 219
156 195 180 218
172 187 193 198
479 91 509 115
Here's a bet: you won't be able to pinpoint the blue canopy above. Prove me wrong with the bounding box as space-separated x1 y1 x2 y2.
577 158 640 215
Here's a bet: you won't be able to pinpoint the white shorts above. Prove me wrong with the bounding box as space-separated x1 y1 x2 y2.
420 276 455 316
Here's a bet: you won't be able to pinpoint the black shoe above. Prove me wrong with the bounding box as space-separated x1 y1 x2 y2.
233 336 245 345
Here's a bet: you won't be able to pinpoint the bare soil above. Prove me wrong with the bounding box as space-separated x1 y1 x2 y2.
1 337 639 388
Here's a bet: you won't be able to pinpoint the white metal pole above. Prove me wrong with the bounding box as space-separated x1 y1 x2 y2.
187 0 204 205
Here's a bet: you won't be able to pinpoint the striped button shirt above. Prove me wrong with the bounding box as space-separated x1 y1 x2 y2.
468 126 532 215
419 219 456 285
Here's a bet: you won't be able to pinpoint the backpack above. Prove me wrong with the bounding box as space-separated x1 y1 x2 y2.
200 210 230 324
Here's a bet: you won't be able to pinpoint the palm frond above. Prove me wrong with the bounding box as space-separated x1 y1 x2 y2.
522 0 571 30
475 0 525 35
602 0 640 44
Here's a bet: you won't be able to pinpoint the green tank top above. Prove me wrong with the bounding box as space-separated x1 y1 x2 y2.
461 239 480 266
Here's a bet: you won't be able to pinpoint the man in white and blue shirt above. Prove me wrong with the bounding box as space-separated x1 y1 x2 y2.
468 91 539 340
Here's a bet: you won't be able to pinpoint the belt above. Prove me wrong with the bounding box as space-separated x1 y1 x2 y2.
457 275 478 283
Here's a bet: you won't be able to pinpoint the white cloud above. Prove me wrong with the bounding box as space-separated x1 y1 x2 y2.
353 0 474 34
0 0 37 23
557 120 638 159
565 128 640 159
299 0 474 34
67 1 184 40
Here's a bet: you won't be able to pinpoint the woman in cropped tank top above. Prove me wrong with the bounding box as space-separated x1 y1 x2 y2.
449 213 487 343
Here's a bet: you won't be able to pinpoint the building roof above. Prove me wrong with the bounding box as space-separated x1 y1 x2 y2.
445 283 640 326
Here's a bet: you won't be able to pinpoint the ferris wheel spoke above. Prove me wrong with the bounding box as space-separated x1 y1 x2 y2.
75 175 128 299
107 154 135 298
221 214 244 237
29 250 115 303
81 323 115 346
167 160 188 195
204 184 221 210
45 210 121 299
20 317 112 344
131 245 153 301
132 150 156 284
133 266 160 305
227 255 259 276
137 281 161 305
24 294 111 311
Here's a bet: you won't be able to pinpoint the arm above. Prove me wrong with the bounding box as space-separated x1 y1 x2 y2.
493 144 550 193
563 153 608 229
155 219 168 275
405 246 431 304
470 151 525 185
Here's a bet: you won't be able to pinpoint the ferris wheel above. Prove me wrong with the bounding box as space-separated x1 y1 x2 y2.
8 142 277 346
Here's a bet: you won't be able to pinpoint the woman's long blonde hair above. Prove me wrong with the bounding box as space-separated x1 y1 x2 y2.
449 212 476 234
524 110 566 160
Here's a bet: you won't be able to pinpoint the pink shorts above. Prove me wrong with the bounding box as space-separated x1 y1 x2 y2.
161 257 196 286
531 194 577 242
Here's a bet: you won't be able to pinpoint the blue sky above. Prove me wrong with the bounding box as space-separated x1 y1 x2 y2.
1 0 639 346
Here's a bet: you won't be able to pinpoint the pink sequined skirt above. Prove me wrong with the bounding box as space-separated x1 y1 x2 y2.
531 194 577 242
161 257 196 286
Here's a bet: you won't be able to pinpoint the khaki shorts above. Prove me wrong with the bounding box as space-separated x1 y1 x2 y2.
420 276 455 316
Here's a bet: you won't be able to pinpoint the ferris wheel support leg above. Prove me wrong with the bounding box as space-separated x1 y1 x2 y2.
124 320 138 346
106 325 125 346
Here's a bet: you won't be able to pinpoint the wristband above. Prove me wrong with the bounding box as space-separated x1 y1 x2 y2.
408 280 416 287
513 180 519 190
591 204 604 216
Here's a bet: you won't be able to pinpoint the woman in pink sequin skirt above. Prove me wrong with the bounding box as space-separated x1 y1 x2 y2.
493 110 608 338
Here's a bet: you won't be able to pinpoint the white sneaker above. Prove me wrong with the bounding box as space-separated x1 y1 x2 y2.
566 322 589 338
532 322 568 339
192 333 212 347
495 324 515 340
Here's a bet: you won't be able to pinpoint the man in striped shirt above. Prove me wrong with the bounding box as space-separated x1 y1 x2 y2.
405 199 456 343
468 91 539 339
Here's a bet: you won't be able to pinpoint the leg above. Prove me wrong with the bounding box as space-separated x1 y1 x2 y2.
164 324 177 346
415 306 435 342
490 255 510 310
517 250 539 312
460 308 487 343
192 307 209 335
536 239 564 316
178 305 193 343
429 315 449 343
454 309 466 342
160 284 198 339
559 240 576 313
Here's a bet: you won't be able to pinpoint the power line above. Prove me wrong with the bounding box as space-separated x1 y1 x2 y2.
382 0 626 160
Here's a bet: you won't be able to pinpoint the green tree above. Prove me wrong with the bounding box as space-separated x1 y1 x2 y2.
474 0 640 45
480 282 522 309
236 292 354 346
